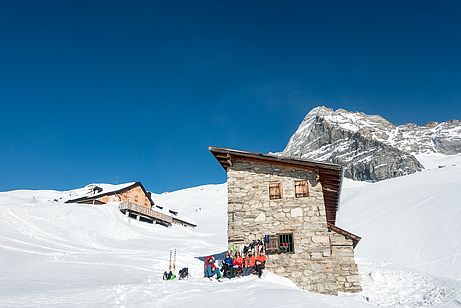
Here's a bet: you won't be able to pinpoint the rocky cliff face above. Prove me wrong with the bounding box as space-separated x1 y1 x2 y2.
281 107 461 182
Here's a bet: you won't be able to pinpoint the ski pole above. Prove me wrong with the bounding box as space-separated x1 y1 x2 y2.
172 249 177 273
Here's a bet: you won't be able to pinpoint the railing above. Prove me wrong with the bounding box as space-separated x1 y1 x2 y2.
119 202 173 224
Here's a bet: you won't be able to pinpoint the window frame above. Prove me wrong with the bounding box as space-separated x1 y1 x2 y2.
265 233 295 255
294 180 309 198
269 181 282 200
265 235 280 255
278 233 295 253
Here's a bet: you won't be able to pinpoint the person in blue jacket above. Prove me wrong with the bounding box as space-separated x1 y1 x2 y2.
221 251 234 278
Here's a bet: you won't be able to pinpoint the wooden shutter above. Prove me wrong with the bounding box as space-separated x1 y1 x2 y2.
269 182 282 199
295 180 309 198
265 235 280 254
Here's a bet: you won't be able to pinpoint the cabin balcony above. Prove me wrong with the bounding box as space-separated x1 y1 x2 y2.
119 201 173 227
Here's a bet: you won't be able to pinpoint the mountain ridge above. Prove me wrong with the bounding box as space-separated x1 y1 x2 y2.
281 106 461 181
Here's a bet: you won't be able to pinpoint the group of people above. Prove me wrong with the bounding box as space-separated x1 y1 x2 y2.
204 249 267 280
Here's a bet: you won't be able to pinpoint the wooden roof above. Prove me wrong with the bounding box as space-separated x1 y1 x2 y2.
172 217 197 228
66 182 154 205
209 146 344 225
327 223 361 248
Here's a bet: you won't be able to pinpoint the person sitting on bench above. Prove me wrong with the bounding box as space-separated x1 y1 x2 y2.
204 256 221 280
255 249 267 278
243 251 255 276
221 251 234 278
233 251 244 277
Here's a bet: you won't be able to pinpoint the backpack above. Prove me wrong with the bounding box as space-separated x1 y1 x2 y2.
163 271 176 280
178 267 190 280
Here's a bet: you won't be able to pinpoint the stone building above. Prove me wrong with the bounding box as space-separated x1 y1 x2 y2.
209 146 361 295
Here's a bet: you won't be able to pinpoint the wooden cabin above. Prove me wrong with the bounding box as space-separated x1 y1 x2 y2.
66 182 196 228
66 182 152 207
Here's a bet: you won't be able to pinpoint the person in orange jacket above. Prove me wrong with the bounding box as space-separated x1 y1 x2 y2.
233 251 244 277
255 249 267 278
243 251 256 276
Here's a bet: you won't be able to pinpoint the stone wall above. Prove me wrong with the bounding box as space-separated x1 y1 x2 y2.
329 231 362 293
227 159 361 295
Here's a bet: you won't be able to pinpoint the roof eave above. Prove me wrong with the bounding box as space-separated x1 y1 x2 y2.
208 146 342 171
327 223 361 248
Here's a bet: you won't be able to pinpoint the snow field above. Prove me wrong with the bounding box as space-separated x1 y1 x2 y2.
358 261 461 307
338 155 461 281
0 155 460 307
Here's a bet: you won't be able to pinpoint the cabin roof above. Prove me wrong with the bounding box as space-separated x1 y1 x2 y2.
327 223 361 248
208 146 343 225
65 182 154 205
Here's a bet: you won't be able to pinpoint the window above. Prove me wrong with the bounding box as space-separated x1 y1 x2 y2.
294 180 309 198
265 233 294 254
269 182 282 199
265 235 279 254
279 233 294 253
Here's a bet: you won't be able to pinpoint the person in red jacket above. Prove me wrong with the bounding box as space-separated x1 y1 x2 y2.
255 249 267 278
243 251 256 276
233 251 244 277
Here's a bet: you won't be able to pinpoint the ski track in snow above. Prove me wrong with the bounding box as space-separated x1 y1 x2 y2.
1 157 461 307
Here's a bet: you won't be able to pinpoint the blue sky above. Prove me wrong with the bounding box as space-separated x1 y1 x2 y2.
1 0 460 192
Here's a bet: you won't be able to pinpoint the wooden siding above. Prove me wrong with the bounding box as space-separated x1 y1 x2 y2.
119 202 173 224
94 185 151 208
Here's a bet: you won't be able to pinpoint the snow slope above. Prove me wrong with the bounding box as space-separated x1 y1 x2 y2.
0 155 460 307
0 186 370 308
337 154 461 281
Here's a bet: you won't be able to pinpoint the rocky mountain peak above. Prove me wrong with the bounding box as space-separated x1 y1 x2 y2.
281 107 461 182
424 122 438 128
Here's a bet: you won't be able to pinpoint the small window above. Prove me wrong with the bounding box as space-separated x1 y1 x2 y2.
279 233 294 253
265 233 294 254
265 235 280 254
294 180 309 198
269 182 282 199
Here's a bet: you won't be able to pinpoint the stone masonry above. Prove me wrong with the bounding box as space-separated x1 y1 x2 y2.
227 159 361 295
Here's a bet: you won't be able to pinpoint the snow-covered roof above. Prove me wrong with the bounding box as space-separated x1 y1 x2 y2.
65 182 145 204
65 182 196 227
66 182 136 201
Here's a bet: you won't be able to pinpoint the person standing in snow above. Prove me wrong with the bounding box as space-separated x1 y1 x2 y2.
204 256 221 280
221 251 234 278
254 249 267 278
243 251 255 276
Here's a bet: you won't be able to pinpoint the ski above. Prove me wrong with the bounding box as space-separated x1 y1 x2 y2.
163 249 177 281
172 249 177 273
168 249 172 272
